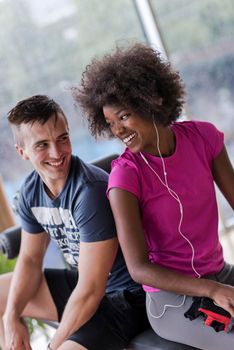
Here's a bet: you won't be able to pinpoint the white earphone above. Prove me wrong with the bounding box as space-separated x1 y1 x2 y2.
140 120 200 318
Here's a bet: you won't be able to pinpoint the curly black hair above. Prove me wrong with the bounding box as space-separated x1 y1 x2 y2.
74 43 185 138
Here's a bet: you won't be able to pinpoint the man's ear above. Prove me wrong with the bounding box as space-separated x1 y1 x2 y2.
15 144 29 160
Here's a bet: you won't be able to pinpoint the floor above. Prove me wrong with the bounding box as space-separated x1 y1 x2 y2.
31 324 55 349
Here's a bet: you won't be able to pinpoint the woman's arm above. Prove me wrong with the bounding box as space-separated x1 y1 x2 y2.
212 145 234 209
109 188 234 315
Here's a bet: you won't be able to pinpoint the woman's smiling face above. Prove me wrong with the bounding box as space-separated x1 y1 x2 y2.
103 104 156 154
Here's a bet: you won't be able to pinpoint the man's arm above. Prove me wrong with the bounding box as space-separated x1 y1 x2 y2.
49 237 118 349
3 229 50 350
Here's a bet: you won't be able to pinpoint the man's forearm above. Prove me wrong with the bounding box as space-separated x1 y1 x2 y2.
50 288 103 349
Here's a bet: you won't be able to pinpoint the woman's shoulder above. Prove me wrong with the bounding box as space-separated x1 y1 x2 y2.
173 119 221 138
173 119 224 158
112 148 141 170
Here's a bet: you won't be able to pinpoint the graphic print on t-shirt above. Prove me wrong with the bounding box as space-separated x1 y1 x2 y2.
31 206 80 267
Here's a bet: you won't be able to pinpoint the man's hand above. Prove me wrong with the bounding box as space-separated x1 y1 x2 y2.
3 316 32 350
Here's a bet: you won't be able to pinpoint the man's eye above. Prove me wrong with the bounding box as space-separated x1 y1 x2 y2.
36 143 47 149
59 135 70 142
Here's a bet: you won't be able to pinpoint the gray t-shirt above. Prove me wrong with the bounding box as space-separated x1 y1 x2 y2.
18 155 139 292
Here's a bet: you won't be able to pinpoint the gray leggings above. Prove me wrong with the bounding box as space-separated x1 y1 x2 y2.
147 262 234 350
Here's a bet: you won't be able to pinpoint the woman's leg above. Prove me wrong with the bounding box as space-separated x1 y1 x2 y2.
147 290 234 350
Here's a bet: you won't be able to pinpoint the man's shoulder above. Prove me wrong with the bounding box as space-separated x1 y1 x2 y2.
20 170 40 196
71 155 109 185
17 171 42 220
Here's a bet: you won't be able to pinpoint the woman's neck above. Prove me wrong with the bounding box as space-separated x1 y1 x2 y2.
148 124 175 157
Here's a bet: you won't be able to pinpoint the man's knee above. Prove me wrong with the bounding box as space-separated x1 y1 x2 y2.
0 270 57 321
57 340 87 350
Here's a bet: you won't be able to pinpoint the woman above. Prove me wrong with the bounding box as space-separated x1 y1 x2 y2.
74 43 234 349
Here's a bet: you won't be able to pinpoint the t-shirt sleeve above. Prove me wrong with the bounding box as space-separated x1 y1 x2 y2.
107 157 141 200
74 181 116 242
193 121 224 160
17 188 45 233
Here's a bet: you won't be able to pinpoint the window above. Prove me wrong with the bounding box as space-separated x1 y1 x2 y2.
150 0 234 229
0 0 145 202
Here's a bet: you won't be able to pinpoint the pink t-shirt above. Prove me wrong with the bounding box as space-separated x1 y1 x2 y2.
108 121 225 292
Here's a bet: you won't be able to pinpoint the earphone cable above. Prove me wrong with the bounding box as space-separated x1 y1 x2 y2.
140 121 201 278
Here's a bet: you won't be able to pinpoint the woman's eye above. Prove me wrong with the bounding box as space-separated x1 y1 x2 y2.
106 121 114 128
120 114 129 121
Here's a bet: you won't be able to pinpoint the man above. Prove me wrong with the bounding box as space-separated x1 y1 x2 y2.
0 95 148 350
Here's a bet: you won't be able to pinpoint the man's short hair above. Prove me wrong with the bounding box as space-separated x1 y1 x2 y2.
8 95 68 145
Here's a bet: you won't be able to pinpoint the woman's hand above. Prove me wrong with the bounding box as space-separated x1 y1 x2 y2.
209 283 234 317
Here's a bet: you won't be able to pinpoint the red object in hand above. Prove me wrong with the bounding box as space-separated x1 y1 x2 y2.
199 307 231 332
